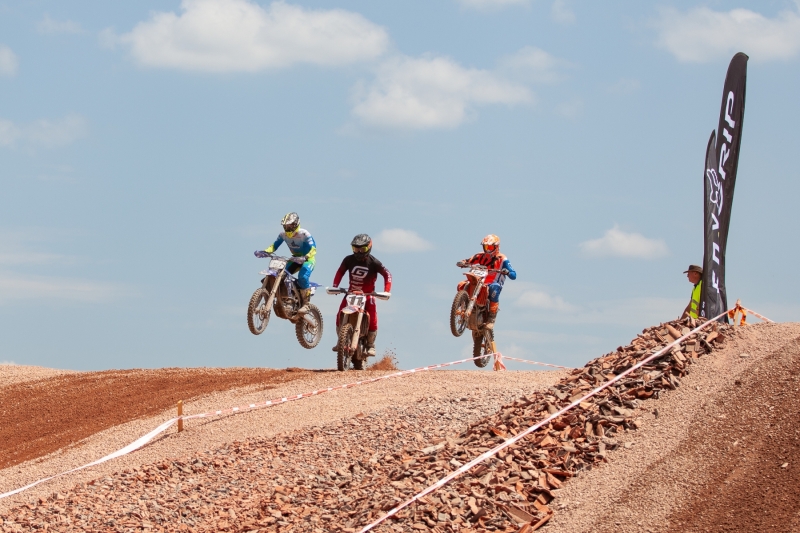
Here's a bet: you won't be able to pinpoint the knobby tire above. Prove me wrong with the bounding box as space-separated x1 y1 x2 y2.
337 324 355 371
295 304 323 349
473 328 493 368
247 289 270 335
450 291 469 337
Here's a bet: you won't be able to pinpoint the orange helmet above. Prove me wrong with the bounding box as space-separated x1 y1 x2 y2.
482 234 500 254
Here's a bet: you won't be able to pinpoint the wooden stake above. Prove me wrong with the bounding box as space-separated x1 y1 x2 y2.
177 400 183 433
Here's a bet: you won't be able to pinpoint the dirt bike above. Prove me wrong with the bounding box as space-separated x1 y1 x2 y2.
449 263 502 368
247 253 323 349
326 287 390 371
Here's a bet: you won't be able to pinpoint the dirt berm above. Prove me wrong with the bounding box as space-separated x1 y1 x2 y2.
0 321 798 532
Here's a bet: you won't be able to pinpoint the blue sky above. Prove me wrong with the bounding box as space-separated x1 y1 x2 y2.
1 0 798 371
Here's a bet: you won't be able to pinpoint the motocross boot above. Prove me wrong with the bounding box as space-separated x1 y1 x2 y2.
297 288 312 315
484 302 499 330
366 331 378 357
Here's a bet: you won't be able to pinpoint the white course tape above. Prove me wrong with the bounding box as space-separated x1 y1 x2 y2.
497 356 572 370
0 418 177 500
0 353 493 500
358 309 734 532
741 306 773 323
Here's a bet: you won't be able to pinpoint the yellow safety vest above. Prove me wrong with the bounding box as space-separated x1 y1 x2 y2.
689 280 702 319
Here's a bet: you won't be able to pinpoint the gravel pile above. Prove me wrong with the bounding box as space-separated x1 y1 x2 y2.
0 369 563 518
3 320 795 533
0 364 76 388
546 321 800 533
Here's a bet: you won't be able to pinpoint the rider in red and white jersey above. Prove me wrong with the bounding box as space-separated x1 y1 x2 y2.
331 234 392 356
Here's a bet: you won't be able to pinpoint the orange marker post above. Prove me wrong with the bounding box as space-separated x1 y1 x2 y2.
177 400 184 433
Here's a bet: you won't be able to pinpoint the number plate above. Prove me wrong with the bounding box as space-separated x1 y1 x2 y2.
269 258 287 270
470 268 488 278
346 294 366 309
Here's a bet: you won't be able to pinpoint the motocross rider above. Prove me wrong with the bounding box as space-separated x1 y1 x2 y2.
254 212 317 315
457 234 516 330
331 234 392 356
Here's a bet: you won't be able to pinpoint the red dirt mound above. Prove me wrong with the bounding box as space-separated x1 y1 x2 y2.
0 367 308 470
665 334 800 532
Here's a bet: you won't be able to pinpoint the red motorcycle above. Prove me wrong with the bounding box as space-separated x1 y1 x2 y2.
327 287 390 371
450 263 501 368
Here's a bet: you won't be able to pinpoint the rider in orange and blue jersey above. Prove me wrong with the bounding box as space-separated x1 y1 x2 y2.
456 234 516 330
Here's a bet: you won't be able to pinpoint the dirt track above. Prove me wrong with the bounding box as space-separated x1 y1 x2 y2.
0 367 310 469
1 322 799 532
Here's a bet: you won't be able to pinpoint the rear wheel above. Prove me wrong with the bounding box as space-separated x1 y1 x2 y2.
450 291 470 337
247 289 270 335
352 337 366 370
295 304 323 349
473 329 494 368
337 324 355 371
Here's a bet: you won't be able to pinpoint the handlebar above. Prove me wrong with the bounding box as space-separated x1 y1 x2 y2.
459 264 503 273
325 287 391 301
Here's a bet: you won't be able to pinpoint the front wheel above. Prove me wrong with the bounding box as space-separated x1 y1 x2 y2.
473 329 494 368
337 324 355 371
247 289 271 335
450 291 470 337
295 304 323 349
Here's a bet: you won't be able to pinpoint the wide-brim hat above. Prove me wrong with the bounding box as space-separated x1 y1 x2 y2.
683 264 703 274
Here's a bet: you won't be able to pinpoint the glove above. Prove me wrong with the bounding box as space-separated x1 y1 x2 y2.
501 268 510 276
254 250 269 258
456 261 467 268
291 255 306 264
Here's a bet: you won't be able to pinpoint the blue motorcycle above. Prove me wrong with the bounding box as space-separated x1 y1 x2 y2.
247 253 323 349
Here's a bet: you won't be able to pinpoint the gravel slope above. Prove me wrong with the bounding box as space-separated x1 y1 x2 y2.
546 322 800 533
0 368 564 515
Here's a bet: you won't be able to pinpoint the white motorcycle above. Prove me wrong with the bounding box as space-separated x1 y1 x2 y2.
326 288 390 371
247 254 323 349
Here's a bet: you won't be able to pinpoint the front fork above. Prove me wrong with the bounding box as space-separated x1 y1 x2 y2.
262 270 285 316
464 281 484 318
351 312 363 351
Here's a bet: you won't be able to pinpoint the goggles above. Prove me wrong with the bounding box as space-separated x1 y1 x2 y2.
483 244 498 253
352 245 370 254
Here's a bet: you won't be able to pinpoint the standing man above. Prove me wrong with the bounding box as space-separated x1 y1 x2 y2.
681 264 703 319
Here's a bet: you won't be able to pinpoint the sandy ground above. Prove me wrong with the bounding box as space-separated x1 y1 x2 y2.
0 367 565 515
0 364 76 388
2 321 798 532
546 322 800 533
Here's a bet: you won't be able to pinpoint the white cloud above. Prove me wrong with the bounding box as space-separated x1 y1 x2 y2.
580 224 669 259
551 0 576 25
115 0 389 72
37 14 84 35
0 45 19 77
374 229 434 253
516 289 575 312
0 272 126 303
655 5 800 62
0 114 88 148
505 281 577 313
498 46 570 84
457 0 530 9
352 54 532 129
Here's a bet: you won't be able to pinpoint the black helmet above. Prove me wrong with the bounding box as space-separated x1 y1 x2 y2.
281 212 300 236
351 233 372 256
